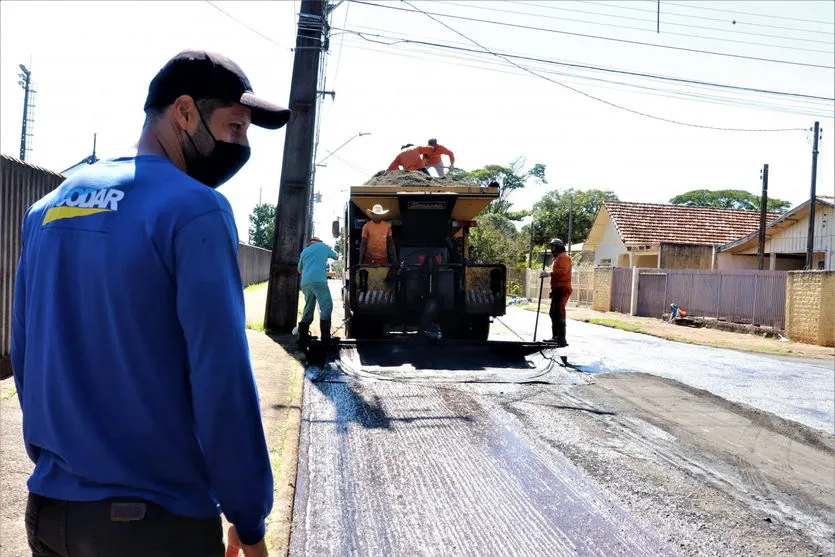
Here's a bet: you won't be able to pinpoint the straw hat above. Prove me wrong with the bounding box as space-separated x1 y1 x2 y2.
366 204 390 216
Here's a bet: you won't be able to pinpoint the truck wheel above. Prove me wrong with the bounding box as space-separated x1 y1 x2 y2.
470 316 490 341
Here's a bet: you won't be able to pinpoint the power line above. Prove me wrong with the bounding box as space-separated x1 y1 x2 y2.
349 1 833 69
336 27 834 103
205 1 290 49
665 1 835 26
573 1 835 35
396 0 810 132
340 35 832 118
331 1 350 88
340 32 833 118
444 0 834 50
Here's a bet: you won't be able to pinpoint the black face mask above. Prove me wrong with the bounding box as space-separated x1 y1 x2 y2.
184 108 251 189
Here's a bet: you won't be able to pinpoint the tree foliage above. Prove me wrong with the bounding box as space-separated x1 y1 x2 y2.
528 188 619 248
468 213 528 267
248 202 276 249
669 189 791 212
455 157 547 218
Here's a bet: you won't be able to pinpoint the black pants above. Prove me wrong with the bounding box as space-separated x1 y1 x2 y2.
26 493 224 557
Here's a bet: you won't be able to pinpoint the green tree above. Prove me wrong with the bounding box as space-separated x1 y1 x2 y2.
468 213 528 267
455 157 547 218
529 188 619 249
248 202 276 249
669 189 791 212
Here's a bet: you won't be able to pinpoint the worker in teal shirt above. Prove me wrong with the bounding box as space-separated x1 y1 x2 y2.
297 237 339 347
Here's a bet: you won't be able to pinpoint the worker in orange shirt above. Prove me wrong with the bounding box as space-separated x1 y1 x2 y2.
359 204 397 264
539 238 572 347
388 144 434 175
425 138 455 177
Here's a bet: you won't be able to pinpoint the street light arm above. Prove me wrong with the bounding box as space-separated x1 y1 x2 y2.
316 132 371 165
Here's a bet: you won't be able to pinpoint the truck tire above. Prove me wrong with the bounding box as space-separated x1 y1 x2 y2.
470 316 490 341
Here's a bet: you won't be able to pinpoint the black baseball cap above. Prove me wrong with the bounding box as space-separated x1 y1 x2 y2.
144 49 291 130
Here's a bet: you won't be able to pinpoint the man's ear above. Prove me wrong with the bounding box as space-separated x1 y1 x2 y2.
171 95 198 132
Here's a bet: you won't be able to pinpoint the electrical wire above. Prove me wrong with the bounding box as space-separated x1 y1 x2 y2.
336 26 834 103
441 0 834 50
349 0 833 70
557 1 835 35
664 1 835 26
338 34 833 118
331 1 350 88
396 0 811 132
205 1 291 49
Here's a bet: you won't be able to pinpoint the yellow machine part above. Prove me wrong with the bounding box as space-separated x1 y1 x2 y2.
349 185 499 222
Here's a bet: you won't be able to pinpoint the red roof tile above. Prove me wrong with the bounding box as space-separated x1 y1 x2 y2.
603 201 781 247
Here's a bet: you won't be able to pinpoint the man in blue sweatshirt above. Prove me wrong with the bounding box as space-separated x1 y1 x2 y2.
11 50 290 557
297 237 339 347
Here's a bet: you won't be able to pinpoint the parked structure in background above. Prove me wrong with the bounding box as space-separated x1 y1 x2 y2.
0 155 271 378
584 201 780 270
60 134 100 176
716 197 834 271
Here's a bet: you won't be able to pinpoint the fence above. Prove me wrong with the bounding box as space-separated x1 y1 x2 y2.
522 267 594 306
1 156 66 379
635 268 787 329
572 267 595 306
238 243 272 287
611 267 632 313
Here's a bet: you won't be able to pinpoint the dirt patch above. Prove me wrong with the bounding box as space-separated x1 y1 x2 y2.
363 170 469 187
563 306 835 360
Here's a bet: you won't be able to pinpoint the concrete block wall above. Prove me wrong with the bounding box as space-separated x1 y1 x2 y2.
785 270 835 347
592 267 613 311
238 243 272 288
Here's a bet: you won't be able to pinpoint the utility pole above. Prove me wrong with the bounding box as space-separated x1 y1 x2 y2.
18 64 34 161
567 196 574 255
527 217 535 268
265 0 329 332
757 164 769 270
805 121 820 270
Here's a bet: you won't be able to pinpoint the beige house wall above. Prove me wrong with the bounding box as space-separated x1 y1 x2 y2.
785 270 835 347
592 267 613 311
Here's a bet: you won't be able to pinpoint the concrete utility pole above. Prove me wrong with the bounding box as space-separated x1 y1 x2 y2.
567 196 574 255
18 64 33 161
265 0 329 332
757 164 768 270
805 121 820 270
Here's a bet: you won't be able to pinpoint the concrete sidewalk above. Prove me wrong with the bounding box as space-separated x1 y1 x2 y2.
0 287 305 557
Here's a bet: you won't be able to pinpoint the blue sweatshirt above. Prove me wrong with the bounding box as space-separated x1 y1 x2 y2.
298 241 338 286
10 155 272 545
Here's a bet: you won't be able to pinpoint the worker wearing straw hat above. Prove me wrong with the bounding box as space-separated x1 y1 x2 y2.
359 204 397 265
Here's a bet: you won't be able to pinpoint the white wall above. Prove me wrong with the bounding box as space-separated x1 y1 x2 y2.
733 205 833 270
594 221 627 267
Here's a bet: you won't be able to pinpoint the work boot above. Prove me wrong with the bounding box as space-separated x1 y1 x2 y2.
320 319 331 343
556 318 568 348
297 321 311 349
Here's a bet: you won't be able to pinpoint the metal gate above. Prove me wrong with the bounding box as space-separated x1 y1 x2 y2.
611 268 632 313
637 272 668 318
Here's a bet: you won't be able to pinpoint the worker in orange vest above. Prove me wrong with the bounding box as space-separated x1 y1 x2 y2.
539 238 572 347
388 144 434 174
425 138 455 177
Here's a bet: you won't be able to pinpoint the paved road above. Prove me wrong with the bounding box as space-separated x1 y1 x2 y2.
492 308 834 433
289 284 833 556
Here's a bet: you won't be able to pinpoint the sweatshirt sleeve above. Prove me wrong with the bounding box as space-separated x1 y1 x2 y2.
328 247 338 259
440 146 455 164
174 209 273 545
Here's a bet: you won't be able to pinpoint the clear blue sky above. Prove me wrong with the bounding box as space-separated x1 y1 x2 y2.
1 0 833 242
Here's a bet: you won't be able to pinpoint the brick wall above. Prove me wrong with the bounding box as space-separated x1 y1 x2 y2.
659 243 714 270
592 267 613 311
785 270 835 347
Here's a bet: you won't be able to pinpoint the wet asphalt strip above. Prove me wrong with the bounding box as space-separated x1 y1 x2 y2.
290 351 684 557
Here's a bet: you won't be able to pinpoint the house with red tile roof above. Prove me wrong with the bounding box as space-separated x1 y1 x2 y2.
716 196 834 271
583 201 781 269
